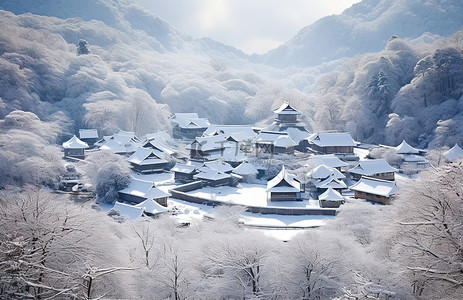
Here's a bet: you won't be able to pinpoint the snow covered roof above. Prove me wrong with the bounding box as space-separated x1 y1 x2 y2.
402 155 429 163
204 125 257 141
253 131 297 148
62 135 89 149
144 186 171 200
350 177 398 197
112 202 144 220
176 118 210 129
186 135 230 152
306 154 348 169
273 102 302 115
286 127 311 144
203 160 234 173
443 144 463 162
209 147 247 163
79 129 98 139
308 164 345 180
98 131 142 154
395 140 419 154
307 132 356 147
126 147 168 166
349 159 397 176
233 161 259 175
141 139 175 156
314 174 347 189
194 169 231 181
134 199 169 215
266 166 301 192
319 187 344 201
170 113 199 123
144 131 172 144
118 179 154 198
171 163 197 174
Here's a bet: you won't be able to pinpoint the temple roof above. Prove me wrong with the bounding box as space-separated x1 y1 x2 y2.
273 102 302 115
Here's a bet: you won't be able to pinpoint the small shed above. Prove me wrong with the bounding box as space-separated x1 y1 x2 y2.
319 187 344 208
349 159 397 181
232 161 259 183
350 177 398 204
62 135 89 159
266 166 302 201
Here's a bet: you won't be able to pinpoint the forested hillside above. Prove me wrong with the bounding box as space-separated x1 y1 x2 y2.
311 32 463 148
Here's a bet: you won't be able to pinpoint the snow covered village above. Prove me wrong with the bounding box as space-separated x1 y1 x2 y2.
2 0 463 299
62 101 458 228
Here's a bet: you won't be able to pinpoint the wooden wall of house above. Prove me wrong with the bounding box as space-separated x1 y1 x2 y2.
268 192 301 202
310 145 354 154
131 163 168 174
352 172 395 181
64 148 85 158
354 190 390 204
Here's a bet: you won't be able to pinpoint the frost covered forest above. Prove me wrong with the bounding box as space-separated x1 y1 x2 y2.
1 0 463 299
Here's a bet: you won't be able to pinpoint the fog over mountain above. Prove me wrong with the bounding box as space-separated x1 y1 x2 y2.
260 0 463 68
0 0 462 148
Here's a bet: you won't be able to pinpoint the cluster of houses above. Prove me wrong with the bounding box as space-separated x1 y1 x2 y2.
60 101 463 217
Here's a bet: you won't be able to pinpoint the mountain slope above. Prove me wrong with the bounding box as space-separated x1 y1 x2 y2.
260 0 463 68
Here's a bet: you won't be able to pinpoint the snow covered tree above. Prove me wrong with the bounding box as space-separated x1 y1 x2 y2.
388 161 463 298
0 188 127 299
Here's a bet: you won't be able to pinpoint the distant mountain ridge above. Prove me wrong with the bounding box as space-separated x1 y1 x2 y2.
259 0 463 68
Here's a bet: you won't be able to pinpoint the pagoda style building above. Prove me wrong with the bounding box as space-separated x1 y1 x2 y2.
265 102 308 132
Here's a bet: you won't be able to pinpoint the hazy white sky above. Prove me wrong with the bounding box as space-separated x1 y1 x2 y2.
135 0 361 55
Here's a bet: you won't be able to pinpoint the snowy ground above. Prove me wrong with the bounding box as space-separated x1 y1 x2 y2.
185 183 331 209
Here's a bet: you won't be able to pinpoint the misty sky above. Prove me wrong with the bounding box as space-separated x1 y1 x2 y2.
134 0 361 55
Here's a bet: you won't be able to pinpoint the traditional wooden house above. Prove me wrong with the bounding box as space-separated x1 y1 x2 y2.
171 113 210 139
443 143 463 162
318 187 344 208
266 166 303 201
62 135 89 159
78 129 99 146
118 179 170 206
394 140 429 170
305 132 356 155
126 147 169 173
265 102 308 132
306 154 349 171
186 135 230 161
171 163 198 183
349 159 397 181
254 131 297 155
193 168 232 187
350 177 398 204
